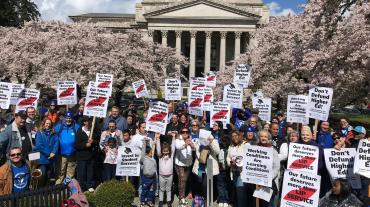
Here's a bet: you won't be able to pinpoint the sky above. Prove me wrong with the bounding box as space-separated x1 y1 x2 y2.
34 0 307 22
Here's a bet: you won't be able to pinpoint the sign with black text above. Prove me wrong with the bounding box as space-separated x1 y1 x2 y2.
353 139 370 178
233 64 252 88
96 73 113 96
210 102 230 129
202 87 213 111
287 95 309 124
83 82 109 118
57 81 77 105
132 79 148 98
252 97 272 122
190 77 206 91
223 84 243 109
10 83 24 105
205 71 217 88
0 82 12 109
188 87 204 116
116 144 141 177
15 89 40 112
287 143 319 174
307 87 333 121
165 79 181 101
146 101 168 135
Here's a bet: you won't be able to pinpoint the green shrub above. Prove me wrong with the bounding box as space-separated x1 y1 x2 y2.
87 180 135 207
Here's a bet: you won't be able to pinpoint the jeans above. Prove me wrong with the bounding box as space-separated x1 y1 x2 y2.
140 175 156 203
217 171 229 203
39 163 55 186
233 171 255 207
76 159 95 191
102 163 116 182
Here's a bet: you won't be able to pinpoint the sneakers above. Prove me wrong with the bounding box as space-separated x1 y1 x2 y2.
218 203 229 207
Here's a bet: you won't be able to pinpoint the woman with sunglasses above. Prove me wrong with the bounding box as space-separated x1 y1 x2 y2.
174 127 195 206
190 120 201 143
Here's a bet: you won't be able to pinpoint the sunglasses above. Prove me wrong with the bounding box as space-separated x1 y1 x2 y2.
192 125 199 127
10 153 22 157
181 131 189 134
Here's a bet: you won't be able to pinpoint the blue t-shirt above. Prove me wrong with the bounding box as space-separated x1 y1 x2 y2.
11 164 30 193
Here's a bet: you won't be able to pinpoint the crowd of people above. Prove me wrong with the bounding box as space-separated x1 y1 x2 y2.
0 98 369 207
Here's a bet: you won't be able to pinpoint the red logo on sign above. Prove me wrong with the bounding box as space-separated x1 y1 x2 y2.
284 187 317 202
289 156 316 169
204 94 212 102
148 112 167 122
86 97 107 108
192 84 205 90
59 88 74 98
97 81 111 88
212 110 228 120
207 76 215 81
190 98 202 107
18 97 37 106
136 84 145 93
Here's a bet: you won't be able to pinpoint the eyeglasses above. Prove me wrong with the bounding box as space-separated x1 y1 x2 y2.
10 153 22 157
192 125 199 127
181 130 189 134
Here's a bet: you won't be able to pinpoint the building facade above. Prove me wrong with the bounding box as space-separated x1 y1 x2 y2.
70 0 269 79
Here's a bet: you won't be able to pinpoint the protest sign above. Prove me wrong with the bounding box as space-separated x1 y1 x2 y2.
199 129 212 146
205 71 216 88
252 97 272 122
252 90 264 99
223 84 243 109
287 143 319 174
353 139 370 178
253 187 273 202
307 87 333 121
233 64 252 88
165 79 182 101
188 87 204 116
210 102 230 129
287 95 309 124
324 148 361 189
146 101 168 135
96 73 113 96
15 88 40 112
83 82 109 118
132 79 149 98
57 81 77 105
0 82 12 109
242 144 273 187
202 87 213 111
189 77 206 91
116 144 141 177
10 83 24 105
280 170 321 207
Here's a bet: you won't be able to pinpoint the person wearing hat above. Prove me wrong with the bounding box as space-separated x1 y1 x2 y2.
0 110 33 164
55 111 80 184
45 100 60 125
347 126 366 149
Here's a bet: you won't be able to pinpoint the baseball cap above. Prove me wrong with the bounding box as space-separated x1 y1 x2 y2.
64 111 73 118
354 126 366 135
246 126 256 133
15 110 27 119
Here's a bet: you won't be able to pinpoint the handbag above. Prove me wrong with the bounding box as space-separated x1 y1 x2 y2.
199 146 210 165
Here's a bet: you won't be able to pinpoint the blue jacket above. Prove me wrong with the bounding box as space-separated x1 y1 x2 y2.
102 115 127 132
278 120 287 139
35 129 59 164
55 120 80 156
316 131 333 149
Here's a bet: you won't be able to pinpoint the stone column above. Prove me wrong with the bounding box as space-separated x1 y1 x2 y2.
248 32 256 51
161 30 168 46
148 30 154 42
190 31 197 78
234 31 241 58
204 31 212 74
219 31 227 71
175 31 182 54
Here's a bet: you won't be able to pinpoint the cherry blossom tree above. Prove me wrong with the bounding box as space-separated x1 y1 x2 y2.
217 0 370 108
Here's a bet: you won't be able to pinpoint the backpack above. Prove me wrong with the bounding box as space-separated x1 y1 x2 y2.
61 199 81 207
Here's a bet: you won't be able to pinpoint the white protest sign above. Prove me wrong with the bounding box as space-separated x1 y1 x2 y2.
233 64 252 88
287 95 309 124
210 102 230 129
96 73 113 96
57 81 77 105
252 90 264 99
242 144 273 187
188 87 204 116
83 82 109 118
353 139 370 178
253 187 273 202
146 101 168 135
132 79 148 98
307 87 333 121
28 152 40 161
0 82 12 109
199 129 212 146
202 87 213 111
287 143 319 174
116 145 141 177
252 98 272 122
15 89 40 113
205 71 216 88
189 77 206 91
280 170 321 207
10 83 24 105
165 79 181 101
324 148 361 189
223 84 243 109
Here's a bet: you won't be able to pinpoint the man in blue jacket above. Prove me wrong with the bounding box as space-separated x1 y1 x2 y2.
316 121 333 149
55 111 80 184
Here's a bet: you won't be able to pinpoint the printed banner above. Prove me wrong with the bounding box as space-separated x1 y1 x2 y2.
132 79 148 98
10 83 24 105
252 90 264 100
146 101 168 135
83 82 109 118
189 77 206 91
307 87 333 121
233 64 252 88
324 148 361 189
205 71 217 88
95 73 113 96
57 81 77 105
165 79 182 101
15 88 40 113
353 139 370 178
242 145 273 187
202 87 213 111
287 95 309 124
116 144 141 177
223 84 243 109
188 87 204 117
287 143 319 174
280 170 321 207
252 98 272 122
0 82 12 109
210 102 230 129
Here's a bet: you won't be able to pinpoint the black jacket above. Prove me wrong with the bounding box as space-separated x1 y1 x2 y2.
75 128 96 160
